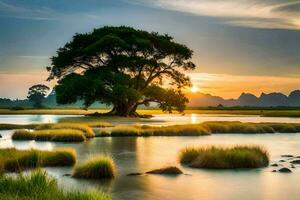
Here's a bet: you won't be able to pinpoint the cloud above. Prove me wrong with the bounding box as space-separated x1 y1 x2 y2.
0 0 57 20
15 55 50 59
128 0 300 30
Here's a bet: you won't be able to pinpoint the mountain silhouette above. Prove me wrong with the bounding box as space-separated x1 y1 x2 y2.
188 90 300 107
2 90 300 108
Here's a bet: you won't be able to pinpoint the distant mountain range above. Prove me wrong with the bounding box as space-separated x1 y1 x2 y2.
188 90 300 107
0 90 108 108
2 90 300 108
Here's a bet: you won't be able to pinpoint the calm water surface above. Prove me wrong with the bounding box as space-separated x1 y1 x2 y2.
2 113 300 125
1 114 300 200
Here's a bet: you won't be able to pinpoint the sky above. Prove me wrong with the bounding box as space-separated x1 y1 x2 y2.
0 0 300 99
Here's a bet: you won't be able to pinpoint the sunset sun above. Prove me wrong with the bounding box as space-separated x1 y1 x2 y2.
0 1 300 199
190 86 199 93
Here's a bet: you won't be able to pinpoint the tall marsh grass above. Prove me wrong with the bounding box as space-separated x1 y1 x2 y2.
202 121 276 133
105 121 300 137
35 123 95 138
0 148 76 173
12 129 86 142
0 123 39 130
179 145 269 169
108 124 210 137
0 170 111 200
73 156 116 179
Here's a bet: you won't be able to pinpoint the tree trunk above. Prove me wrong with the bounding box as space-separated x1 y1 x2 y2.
107 103 139 117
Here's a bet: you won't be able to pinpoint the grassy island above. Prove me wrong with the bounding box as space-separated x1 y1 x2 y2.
0 148 76 174
0 170 110 200
179 145 269 169
12 129 86 142
73 156 116 179
100 121 300 137
35 123 95 138
0 121 111 131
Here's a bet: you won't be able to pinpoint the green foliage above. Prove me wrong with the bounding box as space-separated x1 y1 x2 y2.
48 26 195 116
73 156 116 179
0 148 76 173
0 170 111 200
27 84 50 108
179 145 269 169
12 129 86 142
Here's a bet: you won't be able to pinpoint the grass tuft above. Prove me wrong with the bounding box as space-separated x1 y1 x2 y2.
109 124 210 137
179 145 269 169
0 170 111 200
12 129 86 142
35 123 95 138
0 123 40 130
73 156 116 179
110 126 142 137
12 129 35 140
0 148 76 173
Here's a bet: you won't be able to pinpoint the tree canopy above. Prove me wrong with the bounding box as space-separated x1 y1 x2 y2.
48 26 195 116
27 84 50 108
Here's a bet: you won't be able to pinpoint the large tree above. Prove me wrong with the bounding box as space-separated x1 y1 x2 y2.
48 26 195 116
27 84 50 108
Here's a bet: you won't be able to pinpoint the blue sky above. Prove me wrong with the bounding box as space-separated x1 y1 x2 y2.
0 0 300 98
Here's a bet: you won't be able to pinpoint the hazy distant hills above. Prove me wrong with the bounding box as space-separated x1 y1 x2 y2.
2 90 300 108
0 90 108 108
188 90 300 107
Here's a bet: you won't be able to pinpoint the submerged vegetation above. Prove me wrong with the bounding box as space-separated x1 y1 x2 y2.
0 148 76 173
73 156 116 179
0 170 110 200
179 145 269 169
12 129 86 142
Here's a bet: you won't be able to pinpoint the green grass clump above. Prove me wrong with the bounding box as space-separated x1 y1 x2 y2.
81 122 113 128
0 123 39 130
110 126 142 137
12 129 86 142
179 145 269 169
109 124 210 137
12 129 35 140
36 123 95 138
261 123 300 133
0 170 111 200
202 121 276 134
150 125 210 136
73 156 116 179
96 122 300 137
0 148 76 173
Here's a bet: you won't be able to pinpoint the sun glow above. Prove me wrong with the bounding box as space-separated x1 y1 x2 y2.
190 86 199 93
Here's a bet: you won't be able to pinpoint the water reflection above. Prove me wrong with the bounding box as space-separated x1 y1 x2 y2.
0 115 80 124
2 114 300 199
3 114 300 126
2 132 300 200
